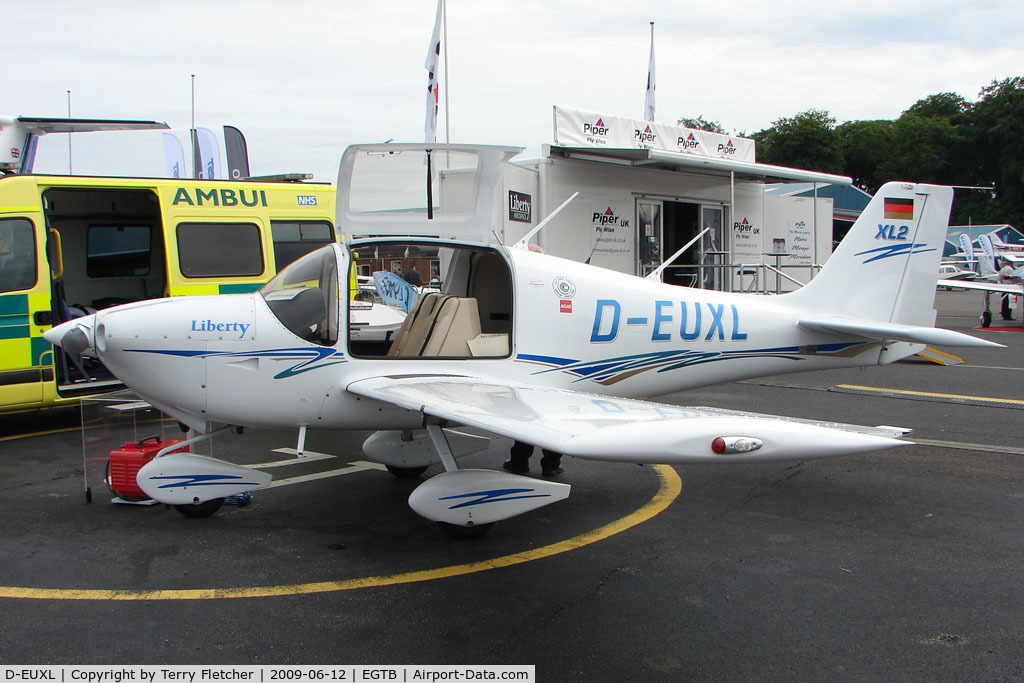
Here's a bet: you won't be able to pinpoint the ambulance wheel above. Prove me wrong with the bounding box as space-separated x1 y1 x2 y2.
174 498 225 518
385 464 428 478
981 310 992 327
441 522 494 539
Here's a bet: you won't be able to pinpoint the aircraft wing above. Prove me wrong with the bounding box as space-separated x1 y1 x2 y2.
797 314 1003 348
14 116 170 134
937 278 1022 295
346 375 910 464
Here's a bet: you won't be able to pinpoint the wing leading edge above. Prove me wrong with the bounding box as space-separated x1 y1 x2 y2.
346 375 910 464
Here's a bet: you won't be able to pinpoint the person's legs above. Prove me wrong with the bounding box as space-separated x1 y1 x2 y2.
503 441 533 473
540 449 563 476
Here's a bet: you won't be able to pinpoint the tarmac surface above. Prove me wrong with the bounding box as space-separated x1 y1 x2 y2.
0 290 1022 681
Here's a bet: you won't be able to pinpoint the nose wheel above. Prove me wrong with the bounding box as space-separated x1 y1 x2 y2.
174 498 225 518
440 521 494 539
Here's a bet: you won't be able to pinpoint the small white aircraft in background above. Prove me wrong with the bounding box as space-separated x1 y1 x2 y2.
938 233 1023 326
46 144 1001 537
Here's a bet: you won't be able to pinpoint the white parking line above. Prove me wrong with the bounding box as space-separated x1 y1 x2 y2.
268 460 387 488
244 448 338 469
911 438 1024 456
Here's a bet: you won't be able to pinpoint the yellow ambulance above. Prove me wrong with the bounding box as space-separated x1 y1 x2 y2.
0 174 336 412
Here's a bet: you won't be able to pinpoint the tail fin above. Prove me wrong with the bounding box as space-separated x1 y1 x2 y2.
787 181 952 326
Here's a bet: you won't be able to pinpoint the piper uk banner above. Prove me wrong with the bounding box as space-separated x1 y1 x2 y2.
732 215 763 261
553 105 756 163
590 202 631 256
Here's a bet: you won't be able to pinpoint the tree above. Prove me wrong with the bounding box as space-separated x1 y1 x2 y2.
752 109 844 174
905 92 970 120
836 120 893 193
676 115 726 134
876 113 963 186
970 77 1024 228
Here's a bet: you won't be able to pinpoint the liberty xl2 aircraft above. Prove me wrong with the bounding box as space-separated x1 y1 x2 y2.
46 144 1001 536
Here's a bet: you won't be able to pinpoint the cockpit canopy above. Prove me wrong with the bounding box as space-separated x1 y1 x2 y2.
260 244 339 346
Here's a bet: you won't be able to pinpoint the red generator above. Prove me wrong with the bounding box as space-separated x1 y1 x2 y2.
108 436 188 500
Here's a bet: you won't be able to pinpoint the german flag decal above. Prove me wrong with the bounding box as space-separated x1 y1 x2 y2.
884 197 914 220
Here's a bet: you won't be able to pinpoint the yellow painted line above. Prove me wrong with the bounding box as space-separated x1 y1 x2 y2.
0 464 682 601
835 384 1024 406
915 347 962 366
0 424 81 442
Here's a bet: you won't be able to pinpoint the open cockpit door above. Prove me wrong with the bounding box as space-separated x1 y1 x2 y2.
348 238 513 360
335 143 523 242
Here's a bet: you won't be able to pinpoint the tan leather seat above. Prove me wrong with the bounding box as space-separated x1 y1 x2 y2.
387 292 448 357
419 297 482 357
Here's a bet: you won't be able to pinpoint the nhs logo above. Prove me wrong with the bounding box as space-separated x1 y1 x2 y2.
297 195 318 206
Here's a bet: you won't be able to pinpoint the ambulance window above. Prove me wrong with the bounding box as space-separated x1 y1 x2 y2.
270 220 335 271
0 218 37 293
176 222 264 278
87 225 151 277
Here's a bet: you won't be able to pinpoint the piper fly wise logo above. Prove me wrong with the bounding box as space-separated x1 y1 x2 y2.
593 207 628 229
635 125 657 146
677 133 700 152
718 139 738 156
583 117 610 145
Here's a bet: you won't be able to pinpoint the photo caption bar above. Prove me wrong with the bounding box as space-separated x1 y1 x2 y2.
0 666 535 683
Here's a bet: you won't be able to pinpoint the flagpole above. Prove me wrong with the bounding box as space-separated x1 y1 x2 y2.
442 0 449 143
66 90 72 174
190 74 197 179
644 21 656 122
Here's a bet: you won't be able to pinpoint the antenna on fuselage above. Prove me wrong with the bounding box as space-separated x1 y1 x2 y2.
645 226 711 281
512 191 579 249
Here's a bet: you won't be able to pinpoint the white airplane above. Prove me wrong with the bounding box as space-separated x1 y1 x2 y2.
45 144 1001 537
939 233 1023 326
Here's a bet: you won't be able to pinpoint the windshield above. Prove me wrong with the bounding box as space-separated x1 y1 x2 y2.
260 245 339 345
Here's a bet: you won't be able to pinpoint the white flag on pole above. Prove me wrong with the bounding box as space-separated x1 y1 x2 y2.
424 0 443 143
195 127 222 180
644 21 656 122
161 132 186 179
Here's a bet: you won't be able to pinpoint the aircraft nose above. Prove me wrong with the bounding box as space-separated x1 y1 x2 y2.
43 315 97 356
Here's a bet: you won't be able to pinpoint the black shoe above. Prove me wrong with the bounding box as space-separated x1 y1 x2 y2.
503 459 529 474
542 467 564 477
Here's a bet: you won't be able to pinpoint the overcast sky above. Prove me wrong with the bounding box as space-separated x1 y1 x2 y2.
9 0 1023 182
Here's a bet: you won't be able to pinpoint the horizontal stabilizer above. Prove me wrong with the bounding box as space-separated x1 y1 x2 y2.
798 315 1003 348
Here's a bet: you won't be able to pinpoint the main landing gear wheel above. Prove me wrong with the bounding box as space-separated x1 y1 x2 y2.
981 310 992 327
174 498 225 518
440 522 494 539
385 464 429 478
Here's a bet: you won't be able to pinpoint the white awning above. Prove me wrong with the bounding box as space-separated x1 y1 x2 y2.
546 145 852 186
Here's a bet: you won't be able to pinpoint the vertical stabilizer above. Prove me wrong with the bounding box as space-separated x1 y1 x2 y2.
787 182 953 327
